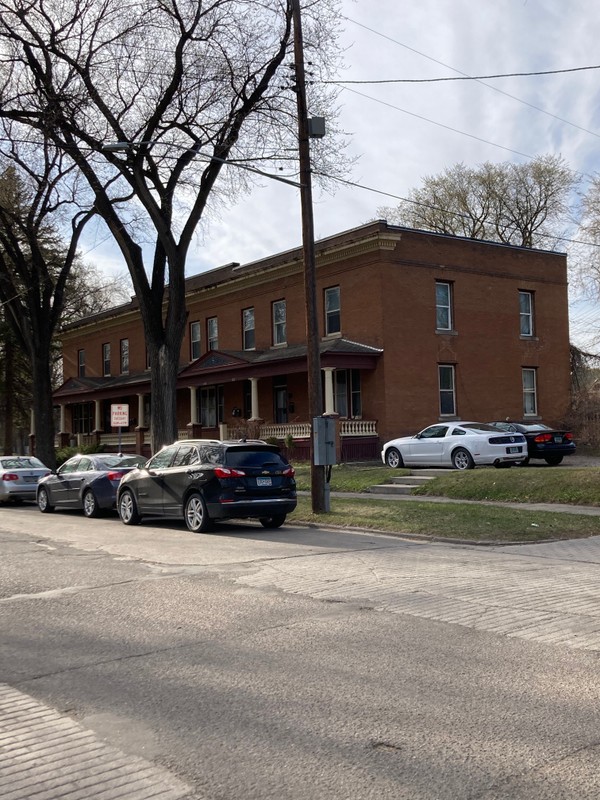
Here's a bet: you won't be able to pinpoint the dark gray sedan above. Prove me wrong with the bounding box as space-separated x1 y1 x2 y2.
37 453 147 517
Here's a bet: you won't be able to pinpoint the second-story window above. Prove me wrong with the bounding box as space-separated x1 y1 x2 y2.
436 281 453 331
324 286 341 335
272 300 286 345
242 307 255 350
519 290 534 336
120 338 129 374
207 317 218 350
78 349 85 378
102 343 111 377
190 321 201 360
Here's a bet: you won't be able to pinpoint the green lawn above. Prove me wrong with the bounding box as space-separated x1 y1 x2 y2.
288 463 600 543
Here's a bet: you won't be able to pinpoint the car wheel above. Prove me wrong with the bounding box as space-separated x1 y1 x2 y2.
185 492 212 533
385 447 404 469
259 514 286 529
544 455 563 466
451 448 474 470
82 489 101 518
37 487 54 513
118 489 141 525
517 457 530 467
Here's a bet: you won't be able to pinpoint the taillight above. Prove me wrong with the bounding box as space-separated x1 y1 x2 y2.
565 432 573 441
214 467 246 478
283 467 295 477
106 471 125 481
2 473 18 482
534 433 553 443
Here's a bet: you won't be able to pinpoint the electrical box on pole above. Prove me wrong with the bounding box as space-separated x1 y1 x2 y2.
313 416 336 466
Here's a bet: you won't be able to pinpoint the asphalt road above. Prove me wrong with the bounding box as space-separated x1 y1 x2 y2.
2 505 600 799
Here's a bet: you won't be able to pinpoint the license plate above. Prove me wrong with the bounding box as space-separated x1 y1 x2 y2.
256 477 272 487
507 446 521 454
24 476 38 483
554 436 562 443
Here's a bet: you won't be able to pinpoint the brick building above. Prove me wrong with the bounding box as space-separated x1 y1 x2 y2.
53 220 571 460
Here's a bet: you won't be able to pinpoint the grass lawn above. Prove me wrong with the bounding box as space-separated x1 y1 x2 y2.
288 463 600 543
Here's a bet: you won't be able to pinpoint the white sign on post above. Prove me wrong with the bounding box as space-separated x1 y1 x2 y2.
111 404 129 428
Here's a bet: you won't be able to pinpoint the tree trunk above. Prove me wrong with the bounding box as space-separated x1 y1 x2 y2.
3 338 14 455
149 341 181 454
31 346 57 470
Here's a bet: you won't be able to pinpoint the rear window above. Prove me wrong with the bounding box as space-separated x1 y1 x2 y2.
99 455 147 468
0 457 46 469
224 447 289 469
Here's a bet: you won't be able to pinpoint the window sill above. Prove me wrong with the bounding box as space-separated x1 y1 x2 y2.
322 331 342 340
436 329 458 336
520 335 538 341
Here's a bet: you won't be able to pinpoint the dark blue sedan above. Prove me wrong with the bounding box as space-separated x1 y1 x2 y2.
37 453 147 517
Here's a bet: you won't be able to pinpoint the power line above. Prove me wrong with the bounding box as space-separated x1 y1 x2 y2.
327 64 600 84
340 85 535 159
342 15 600 140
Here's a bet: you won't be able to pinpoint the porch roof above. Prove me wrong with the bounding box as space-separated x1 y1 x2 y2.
53 338 383 403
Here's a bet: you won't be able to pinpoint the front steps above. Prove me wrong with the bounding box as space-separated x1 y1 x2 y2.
369 468 447 495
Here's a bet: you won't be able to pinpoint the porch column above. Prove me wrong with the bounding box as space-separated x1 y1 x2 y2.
323 367 335 415
189 386 198 424
187 386 202 438
249 377 260 420
93 399 102 433
58 405 71 448
135 394 147 456
137 393 146 429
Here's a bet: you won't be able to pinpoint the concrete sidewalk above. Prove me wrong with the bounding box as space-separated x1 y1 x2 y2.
0 685 191 800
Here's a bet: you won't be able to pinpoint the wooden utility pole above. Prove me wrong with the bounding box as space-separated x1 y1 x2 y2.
291 0 326 513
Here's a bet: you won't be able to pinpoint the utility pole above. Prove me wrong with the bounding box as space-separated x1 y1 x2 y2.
291 0 326 513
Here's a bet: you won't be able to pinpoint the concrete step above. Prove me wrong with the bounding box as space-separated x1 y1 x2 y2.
369 469 449 495
369 483 419 495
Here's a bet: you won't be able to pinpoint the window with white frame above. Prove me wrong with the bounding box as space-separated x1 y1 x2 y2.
77 349 85 378
120 339 129 374
207 317 218 350
436 281 453 331
272 300 286 345
438 364 456 415
242 307 255 350
519 290 534 336
190 321 201 360
102 343 110 377
522 367 537 415
324 286 341 335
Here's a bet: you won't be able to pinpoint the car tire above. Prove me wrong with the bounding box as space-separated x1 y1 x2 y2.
118 489 141 525
517 457 530 466
451 448 474 470
544 455 564 466
259 514 286 529
82 489 101 518
385 447 404 469
37 487 54 513
184 492 212 533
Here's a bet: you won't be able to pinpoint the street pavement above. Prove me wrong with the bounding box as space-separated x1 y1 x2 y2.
3 496 600 799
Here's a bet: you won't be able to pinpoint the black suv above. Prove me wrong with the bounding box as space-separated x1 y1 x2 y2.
117 439 297 532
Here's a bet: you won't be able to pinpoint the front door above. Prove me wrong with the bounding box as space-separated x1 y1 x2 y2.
274 384 288 424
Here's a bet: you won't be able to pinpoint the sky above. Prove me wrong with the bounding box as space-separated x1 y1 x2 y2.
80 0 600 349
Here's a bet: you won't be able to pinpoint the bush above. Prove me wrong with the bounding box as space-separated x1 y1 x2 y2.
55 442 105 466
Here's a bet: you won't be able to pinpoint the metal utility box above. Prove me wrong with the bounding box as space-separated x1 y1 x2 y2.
313 416 336 465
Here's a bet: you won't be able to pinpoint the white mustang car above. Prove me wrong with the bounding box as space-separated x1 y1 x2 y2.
381 422 528 470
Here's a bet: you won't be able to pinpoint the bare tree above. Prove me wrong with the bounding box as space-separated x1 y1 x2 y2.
378 155 578 249
0 146 94 468
0 0 345 452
